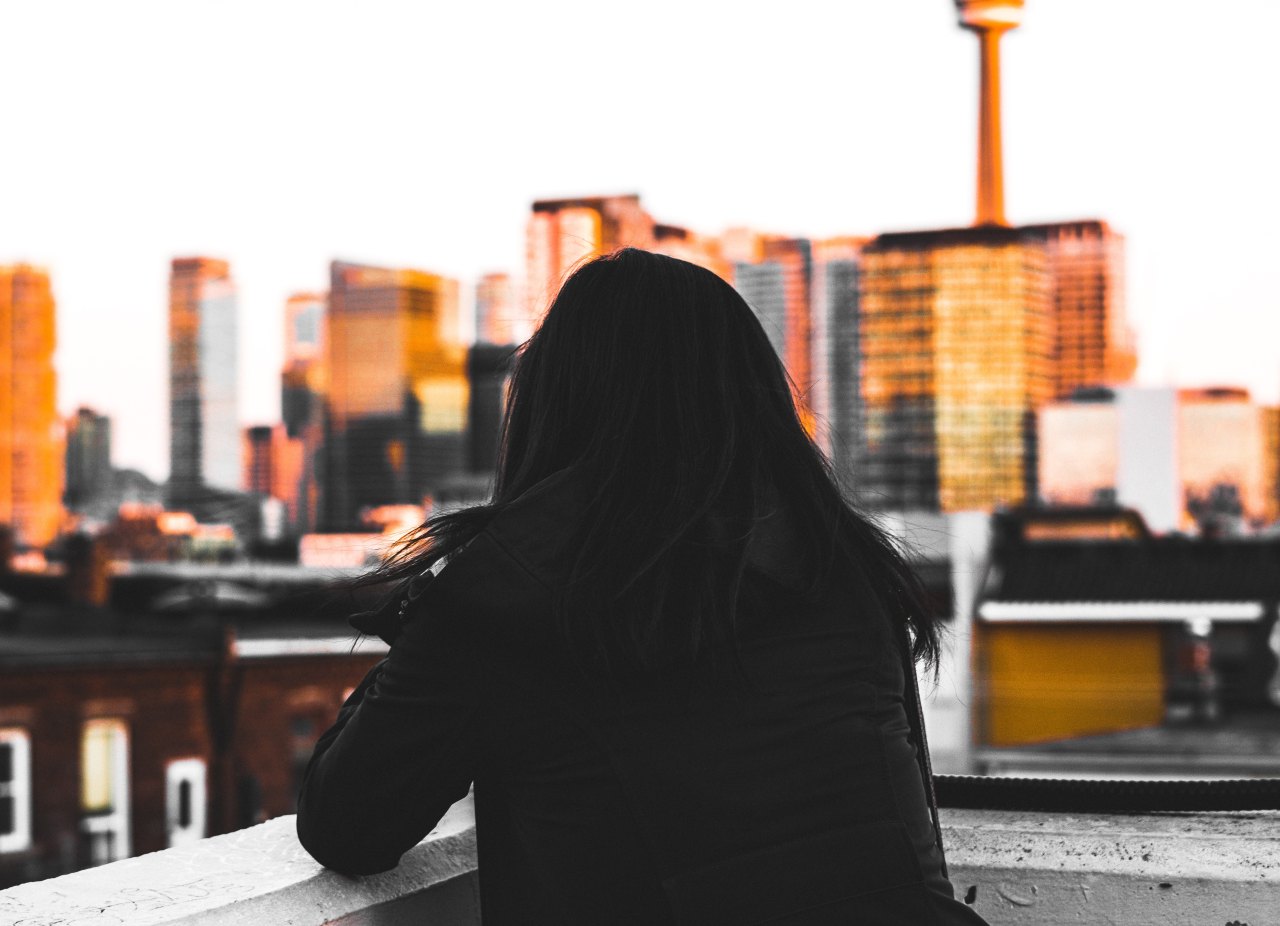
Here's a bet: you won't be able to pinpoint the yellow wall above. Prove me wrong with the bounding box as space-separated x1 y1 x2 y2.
979 623 1165 747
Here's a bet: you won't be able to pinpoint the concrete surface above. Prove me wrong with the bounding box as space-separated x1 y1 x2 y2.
2 801 1277 925
947 808 1280 925
0 797 475 926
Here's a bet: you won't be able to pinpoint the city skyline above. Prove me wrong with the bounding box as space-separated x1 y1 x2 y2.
3 0 1278 479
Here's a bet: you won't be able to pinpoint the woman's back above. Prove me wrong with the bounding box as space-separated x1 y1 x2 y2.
297 248 988 923
300 472 984 924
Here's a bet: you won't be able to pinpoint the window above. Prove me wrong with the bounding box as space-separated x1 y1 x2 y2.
0 729 32 854
165 758 207 847
80 719 130 865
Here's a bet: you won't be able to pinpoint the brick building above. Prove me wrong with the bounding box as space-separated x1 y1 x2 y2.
0 564 383 888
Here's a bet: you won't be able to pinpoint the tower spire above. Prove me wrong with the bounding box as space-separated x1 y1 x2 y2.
956 0 1024 226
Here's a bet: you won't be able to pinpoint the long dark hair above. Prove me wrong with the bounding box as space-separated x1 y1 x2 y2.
373 248 940 670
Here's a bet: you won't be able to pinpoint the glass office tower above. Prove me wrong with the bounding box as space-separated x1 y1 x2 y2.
168 257 240 507
322 261 466 530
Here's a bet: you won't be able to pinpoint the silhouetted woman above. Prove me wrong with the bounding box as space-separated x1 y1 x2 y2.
298 248 989 924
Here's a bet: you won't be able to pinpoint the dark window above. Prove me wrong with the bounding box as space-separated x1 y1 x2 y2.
0 742 12 836
177 779 192 829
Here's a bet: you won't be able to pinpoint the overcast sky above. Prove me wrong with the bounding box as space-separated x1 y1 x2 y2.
3 0 1278 480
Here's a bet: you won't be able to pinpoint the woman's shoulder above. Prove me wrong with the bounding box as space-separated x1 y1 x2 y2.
475 467 590 589
387 470 587 634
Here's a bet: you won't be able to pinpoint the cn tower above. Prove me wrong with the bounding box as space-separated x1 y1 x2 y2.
955 0 1024 226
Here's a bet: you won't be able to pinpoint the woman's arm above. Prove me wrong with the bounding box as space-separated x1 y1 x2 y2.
296 593 482 876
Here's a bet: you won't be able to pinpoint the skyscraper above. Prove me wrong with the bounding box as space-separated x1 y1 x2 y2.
1023 220 1137 399
466 344 515 476
322 261 466 529
811 237 868 478
733 237 817 434
65 407 112 510
168 257 239 507
282 292 326 438
281 292 327 533
525 195 655 319
242 423 302 528
0 264 62 546
858 227 1051 511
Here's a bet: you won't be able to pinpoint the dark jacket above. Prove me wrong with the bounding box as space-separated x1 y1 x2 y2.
297 474 989 925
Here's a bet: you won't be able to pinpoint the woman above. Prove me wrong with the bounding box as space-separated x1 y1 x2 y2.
298 248 988 924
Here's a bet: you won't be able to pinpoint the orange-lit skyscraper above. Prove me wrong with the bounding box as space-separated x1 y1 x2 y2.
0 264 62 546
242 423 303 526
1023 221 1136 398
322 261 466 529
281 292 327 532
858 227 1052 511
168 257 240 507
1266 406 1280 526
525 195 655 319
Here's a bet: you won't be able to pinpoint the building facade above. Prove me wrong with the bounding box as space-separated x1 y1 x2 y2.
0 265 62 547
858 226 1052 511
1023 220 1136 399
809 237 867 475
241 424 302 530
281 292 327 534
0 566 382 888
1039 386 1280 531
732 236 820 436
64 408 112 511
650 223 732 281
465 344 515 477
168 258 239 507
525 195 655 321
474 273 525 347
322 261 466 529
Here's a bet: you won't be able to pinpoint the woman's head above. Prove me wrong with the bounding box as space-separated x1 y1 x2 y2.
498 248 806 505
379 247 939 670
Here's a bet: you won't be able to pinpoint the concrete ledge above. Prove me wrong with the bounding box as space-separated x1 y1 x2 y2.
0 798 476 926
946 808 1280 924
3 801 1277 925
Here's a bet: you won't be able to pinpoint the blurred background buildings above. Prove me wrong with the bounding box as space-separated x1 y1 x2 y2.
2 0 1279 893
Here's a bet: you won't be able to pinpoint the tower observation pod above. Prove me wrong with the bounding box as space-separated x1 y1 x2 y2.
955 0 1024 226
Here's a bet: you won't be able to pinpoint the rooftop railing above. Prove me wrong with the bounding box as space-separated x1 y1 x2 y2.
2 795 1276 925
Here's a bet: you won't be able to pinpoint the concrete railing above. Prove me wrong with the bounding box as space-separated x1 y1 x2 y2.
0 800 477 926
2 799 1277 925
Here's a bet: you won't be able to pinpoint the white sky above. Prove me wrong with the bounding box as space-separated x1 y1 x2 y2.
2 0 1278 481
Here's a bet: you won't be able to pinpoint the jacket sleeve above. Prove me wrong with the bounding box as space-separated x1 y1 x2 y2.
296 576 483 876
